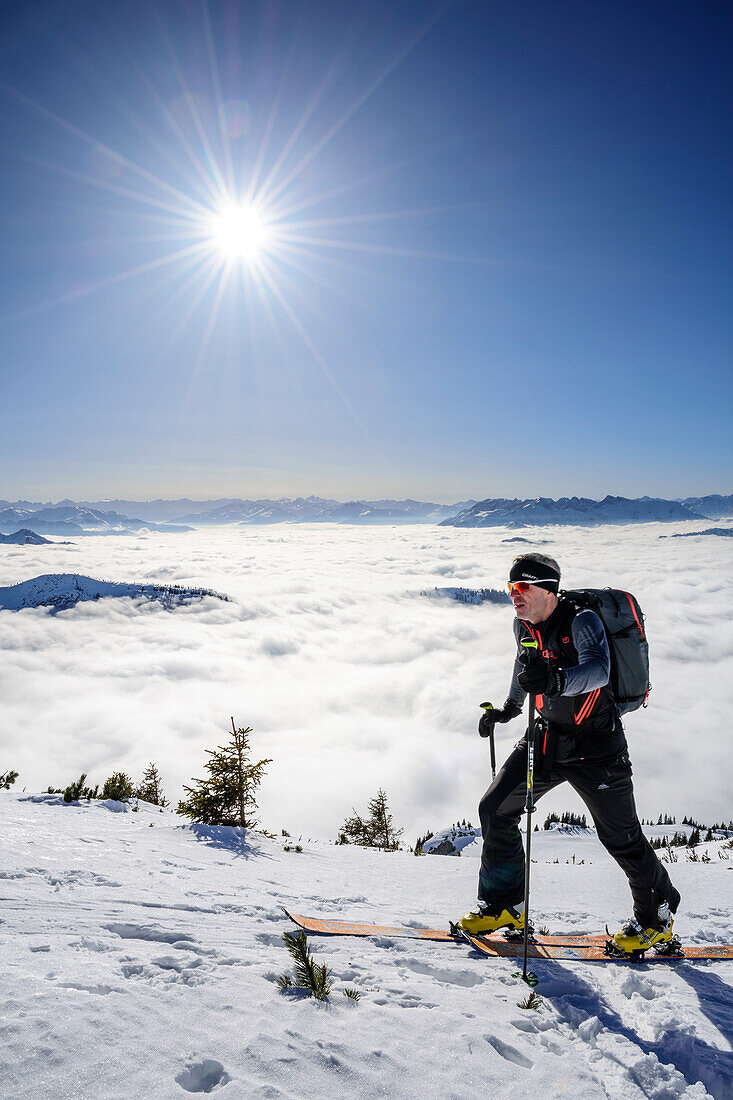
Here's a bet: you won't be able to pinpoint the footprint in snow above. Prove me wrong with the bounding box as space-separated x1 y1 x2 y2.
105 922 196 946
401 957 484 987
175 1059 230 1093
254 931 285 948
152 955 203 973
483 1035 534 1069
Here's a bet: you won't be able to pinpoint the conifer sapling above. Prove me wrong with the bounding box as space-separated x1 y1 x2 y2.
177 718 272 828
277 930 332 1001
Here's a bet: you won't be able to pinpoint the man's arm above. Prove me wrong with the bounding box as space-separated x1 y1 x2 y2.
505 618 528 711
561 609 610 696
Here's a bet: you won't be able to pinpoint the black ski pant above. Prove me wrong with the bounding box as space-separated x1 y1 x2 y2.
477 741 679 928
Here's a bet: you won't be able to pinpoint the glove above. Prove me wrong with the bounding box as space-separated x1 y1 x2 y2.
478 700 521 737
517 656 564 698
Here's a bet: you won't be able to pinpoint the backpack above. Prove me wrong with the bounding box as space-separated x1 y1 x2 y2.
561 588 650 715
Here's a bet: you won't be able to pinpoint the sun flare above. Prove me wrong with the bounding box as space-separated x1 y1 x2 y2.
208 203 269 262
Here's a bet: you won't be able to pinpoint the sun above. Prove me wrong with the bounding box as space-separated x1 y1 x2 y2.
208 202 270 263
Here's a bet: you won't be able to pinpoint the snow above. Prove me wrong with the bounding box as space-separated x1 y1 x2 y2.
0 574 229 611
1 793 731 1099
0 529 51 545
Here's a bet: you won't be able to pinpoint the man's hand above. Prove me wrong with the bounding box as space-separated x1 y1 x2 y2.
517 656 564 698
478 700 521 737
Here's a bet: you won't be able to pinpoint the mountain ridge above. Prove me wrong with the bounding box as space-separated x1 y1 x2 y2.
0 493 731 531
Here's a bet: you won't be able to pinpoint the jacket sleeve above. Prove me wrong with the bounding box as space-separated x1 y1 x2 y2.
505 618 527 711
561 609 611 696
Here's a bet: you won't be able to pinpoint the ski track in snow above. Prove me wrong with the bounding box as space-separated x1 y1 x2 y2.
0 795 731 1098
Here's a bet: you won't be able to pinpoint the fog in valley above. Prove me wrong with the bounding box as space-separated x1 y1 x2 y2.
1 523 730 841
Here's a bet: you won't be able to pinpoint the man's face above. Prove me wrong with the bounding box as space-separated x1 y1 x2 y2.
509 583 556 624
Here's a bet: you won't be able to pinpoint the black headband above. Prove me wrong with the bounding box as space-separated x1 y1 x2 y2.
508 557 560 592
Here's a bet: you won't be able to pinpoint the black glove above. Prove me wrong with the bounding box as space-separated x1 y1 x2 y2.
478 700 521 737
517 656 564 698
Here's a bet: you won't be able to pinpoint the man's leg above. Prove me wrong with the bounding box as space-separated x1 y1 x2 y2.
565 754 680 926
477 742 562 910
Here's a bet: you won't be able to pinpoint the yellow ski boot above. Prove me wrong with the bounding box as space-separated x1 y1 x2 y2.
458 904 524 936
609 902 679 958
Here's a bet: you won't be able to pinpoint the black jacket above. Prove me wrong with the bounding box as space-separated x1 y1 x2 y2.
507 598 627 765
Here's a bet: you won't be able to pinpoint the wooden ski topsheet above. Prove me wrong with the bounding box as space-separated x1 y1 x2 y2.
284 910 605 946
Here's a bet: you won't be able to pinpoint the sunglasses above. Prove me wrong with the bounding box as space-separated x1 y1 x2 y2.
507 581 535 594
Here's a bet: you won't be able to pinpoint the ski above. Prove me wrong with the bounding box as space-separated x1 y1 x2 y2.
283 911 733 961
285 910 606 947
283 909 455 941
455 927 733 962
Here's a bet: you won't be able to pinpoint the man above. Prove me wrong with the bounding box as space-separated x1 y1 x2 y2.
460 553 680 954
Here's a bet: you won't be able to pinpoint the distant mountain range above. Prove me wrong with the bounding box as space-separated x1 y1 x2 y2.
0 498 473 533
0 505 192 537
172 497 475 525
442 494 733 528
0 494 730 534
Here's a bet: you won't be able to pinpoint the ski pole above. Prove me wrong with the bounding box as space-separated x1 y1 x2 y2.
479 702 497 781
520 641 539 986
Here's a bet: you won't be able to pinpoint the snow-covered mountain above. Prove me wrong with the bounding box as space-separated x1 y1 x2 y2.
443 495 707 528
682 494 733 519
1 792 730 1099
1 494 729 529
0 529 51 545
174 497 476 525
422 586 512 606
0 505 192 537
0 574 229 611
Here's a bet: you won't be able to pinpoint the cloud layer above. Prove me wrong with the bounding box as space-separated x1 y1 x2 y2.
1 524 730 841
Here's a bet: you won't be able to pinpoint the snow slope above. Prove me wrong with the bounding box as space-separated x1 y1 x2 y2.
0 529 52 545
444 496 706 528
0 574 229 611
1 794 731 1099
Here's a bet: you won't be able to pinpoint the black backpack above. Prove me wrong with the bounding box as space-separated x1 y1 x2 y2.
562 589 650 715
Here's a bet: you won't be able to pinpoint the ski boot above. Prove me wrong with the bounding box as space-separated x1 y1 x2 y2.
456 903 526 938
606 901 682 960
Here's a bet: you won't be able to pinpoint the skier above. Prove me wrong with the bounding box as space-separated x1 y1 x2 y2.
459 553 680 955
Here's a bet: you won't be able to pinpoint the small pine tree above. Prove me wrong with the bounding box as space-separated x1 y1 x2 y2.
339 809 373 846
62 774 100 802
136 762 168 806
277 930 332 1001
177 718 272 828
0 770 18 790
102 772 134 801
414 830 434 856
367 788 403 851
339 789 403 850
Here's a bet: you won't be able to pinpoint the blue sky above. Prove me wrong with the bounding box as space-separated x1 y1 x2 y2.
1 0 730 502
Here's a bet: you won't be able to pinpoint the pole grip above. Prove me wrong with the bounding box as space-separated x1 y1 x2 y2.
480 702 497 781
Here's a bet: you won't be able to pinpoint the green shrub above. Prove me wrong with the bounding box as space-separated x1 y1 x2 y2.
101 772 134 801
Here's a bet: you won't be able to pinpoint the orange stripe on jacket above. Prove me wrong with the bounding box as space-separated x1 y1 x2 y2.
575 688 601 725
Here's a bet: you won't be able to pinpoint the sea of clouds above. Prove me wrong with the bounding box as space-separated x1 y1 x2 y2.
1 523 731 844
